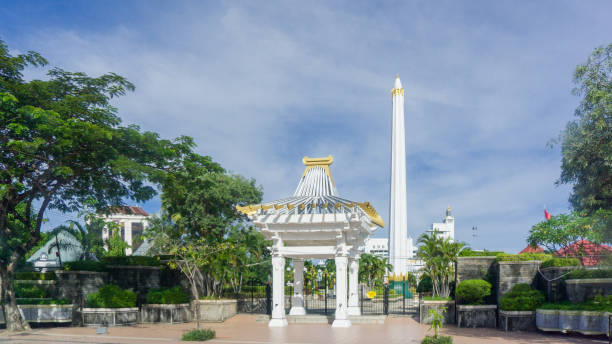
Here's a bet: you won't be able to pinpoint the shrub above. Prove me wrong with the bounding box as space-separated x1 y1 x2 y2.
456 279 491 305
423 296 452 301
86 285 137 308
64 260 107 272
146 286 190 304
459 249 505 257
182 328 216 341
15 284 48 298
16 298 70 305
499 283 545 311
101 256 160 267
540 257 581 268
539 295 612 312
15 272 56 280
421 336 453 344
495 253 552 262
417 274 433 293
566 269 612 279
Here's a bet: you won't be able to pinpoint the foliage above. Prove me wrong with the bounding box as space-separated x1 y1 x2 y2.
86 284 136 308
540 257 581 268
105 229 130 256
540 295 612 312
47 208 108 261
417 274 433 293
499 283 545 311
495 253 552 262
0 39 189 331
458 249 505 257
418 230 465 298
358 253 392 288
14 272 55 280
182 328 216 341
456 279 491 305
15 284 48 298
556 43 612 214
146 286 190 304
423 296 452 301
527 212 603 254
566 268 612 279
63 260 107 272
16 298 70 305
101 256 160 267
421 336 453 344
427 306 446 339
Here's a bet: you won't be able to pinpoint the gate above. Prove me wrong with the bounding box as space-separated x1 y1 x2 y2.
359 283 419 316
229 280 272 314
304 279 333 315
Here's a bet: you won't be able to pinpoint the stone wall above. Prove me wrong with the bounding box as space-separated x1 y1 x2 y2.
565 278 612 303
54 271 107 325
536 266 579 302
497 261 541 303
456 257 497 283
419 300 455 324
107 266 161 304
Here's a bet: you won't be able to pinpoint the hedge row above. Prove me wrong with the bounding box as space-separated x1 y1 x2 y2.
540 257 581 268
16 298 70 305
86 284 137 308
499 283 545 311
539 295 612 312
146 286 190 304
566 268 612 279
15 271 56 280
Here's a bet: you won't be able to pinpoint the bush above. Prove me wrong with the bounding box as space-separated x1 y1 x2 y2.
64 260 107 272
423 296 452 301
417 274 433 293
540 257 581 268
540 295 612 312
15 284 48 298
499 283 545 311
16 298 70 305
15 272 56 280
182 328 216 341
566 269 612 279
86 285 137 308
421 335 453 344
495 253 552 262
146 286 190 304
456 279 491 305
101 256 161 267
459 249 505 257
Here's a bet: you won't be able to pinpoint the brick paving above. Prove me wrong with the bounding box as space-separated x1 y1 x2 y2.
0 314 607 344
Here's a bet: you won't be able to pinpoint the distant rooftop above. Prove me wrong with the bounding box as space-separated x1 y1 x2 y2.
104 206 149 216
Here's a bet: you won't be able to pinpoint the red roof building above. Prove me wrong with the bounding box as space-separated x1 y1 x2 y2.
555 240 612 266
519 245 545 254
105 206 149 216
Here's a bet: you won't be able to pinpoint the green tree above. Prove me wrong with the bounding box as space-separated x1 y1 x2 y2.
417 230 464 298
557 43 612 214
47 209 110 261
0 40 186 331
358 253 392 288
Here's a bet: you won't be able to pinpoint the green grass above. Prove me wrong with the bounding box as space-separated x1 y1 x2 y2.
495 253 552 262
421 335 453 344
423 296 452 301
182 329 216 341
566 269 612 279
539 295 612 312
540 257 581 268
17 298 70 305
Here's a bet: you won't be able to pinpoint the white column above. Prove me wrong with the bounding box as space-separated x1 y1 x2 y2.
332 255 351 327
269 255 288 327
347 256 360 316
289 259 306 315
125 221 133 255
389 75 409 275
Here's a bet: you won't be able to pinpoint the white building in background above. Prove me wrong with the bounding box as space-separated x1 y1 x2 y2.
365 238 389 257
428 206 455 242
100 206 150 255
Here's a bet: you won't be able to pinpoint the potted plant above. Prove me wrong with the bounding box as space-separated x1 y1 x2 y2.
81 284 138 326
498 283 544 331
456 279 496 328
421 307 452 344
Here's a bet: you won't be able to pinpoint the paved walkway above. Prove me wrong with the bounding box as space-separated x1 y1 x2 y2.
0 314 607 344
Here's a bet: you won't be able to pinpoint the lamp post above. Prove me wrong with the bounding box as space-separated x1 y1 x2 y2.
472 226 477 249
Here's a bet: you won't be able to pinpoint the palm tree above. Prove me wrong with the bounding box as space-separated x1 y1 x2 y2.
359 253 392 288
417 229 465 298
47 215 109 262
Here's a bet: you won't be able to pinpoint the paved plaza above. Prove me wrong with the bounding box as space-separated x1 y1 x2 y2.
0 315 605 344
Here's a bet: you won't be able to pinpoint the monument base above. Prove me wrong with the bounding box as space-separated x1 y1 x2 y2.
289 306 306 315
347 306 361 316
331 319 352 328
268 318 288 327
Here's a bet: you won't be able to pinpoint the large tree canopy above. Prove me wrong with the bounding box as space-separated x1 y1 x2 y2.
0 39 188 331
558 43 612 213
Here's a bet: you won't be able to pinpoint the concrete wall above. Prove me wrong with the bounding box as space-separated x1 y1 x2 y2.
456 257 497 283
497 261 541 303
107 266 161 305
565 278 612 303
536 266 579 302
419 300 455 324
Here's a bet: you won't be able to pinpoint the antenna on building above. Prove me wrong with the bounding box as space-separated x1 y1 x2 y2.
472 226 477 247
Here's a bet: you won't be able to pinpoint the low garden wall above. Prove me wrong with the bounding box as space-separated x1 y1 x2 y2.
536 309 610 335
419 300 455 324
193 299 237 322
0 304 73 324
498 311 536 331
457 305 497 328
141 304 192 323
81 307 139 326
107 266 161 304
536 266 578 302
565 278 612 303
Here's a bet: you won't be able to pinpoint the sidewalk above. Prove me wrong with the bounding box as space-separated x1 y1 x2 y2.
0 314 606 344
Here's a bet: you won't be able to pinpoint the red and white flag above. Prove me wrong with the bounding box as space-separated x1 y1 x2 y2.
544 209 552 220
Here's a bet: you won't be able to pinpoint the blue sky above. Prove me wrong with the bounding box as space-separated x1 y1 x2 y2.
2 1 612 252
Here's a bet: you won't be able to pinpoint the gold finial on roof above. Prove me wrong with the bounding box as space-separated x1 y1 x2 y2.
301 155 336 187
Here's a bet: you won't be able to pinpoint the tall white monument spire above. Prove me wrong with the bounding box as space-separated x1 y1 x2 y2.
389 75 410 275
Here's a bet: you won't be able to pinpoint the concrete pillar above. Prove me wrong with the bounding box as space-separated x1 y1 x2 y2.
125 221 133 255
289 259 306 315
269 255 287 327
332 255 351 327
347 256 360 316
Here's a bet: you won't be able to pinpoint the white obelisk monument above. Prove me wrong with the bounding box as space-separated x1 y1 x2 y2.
389 75 411 275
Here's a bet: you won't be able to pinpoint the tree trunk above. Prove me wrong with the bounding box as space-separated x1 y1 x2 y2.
191 279 201 330
0 265 31 332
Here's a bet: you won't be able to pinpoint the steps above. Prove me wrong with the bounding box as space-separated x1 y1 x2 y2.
254 314 386 324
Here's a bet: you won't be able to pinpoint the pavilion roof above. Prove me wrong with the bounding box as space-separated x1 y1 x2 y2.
236 155 385 227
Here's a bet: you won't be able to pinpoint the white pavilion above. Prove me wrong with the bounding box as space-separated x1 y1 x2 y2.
237 155 384 327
